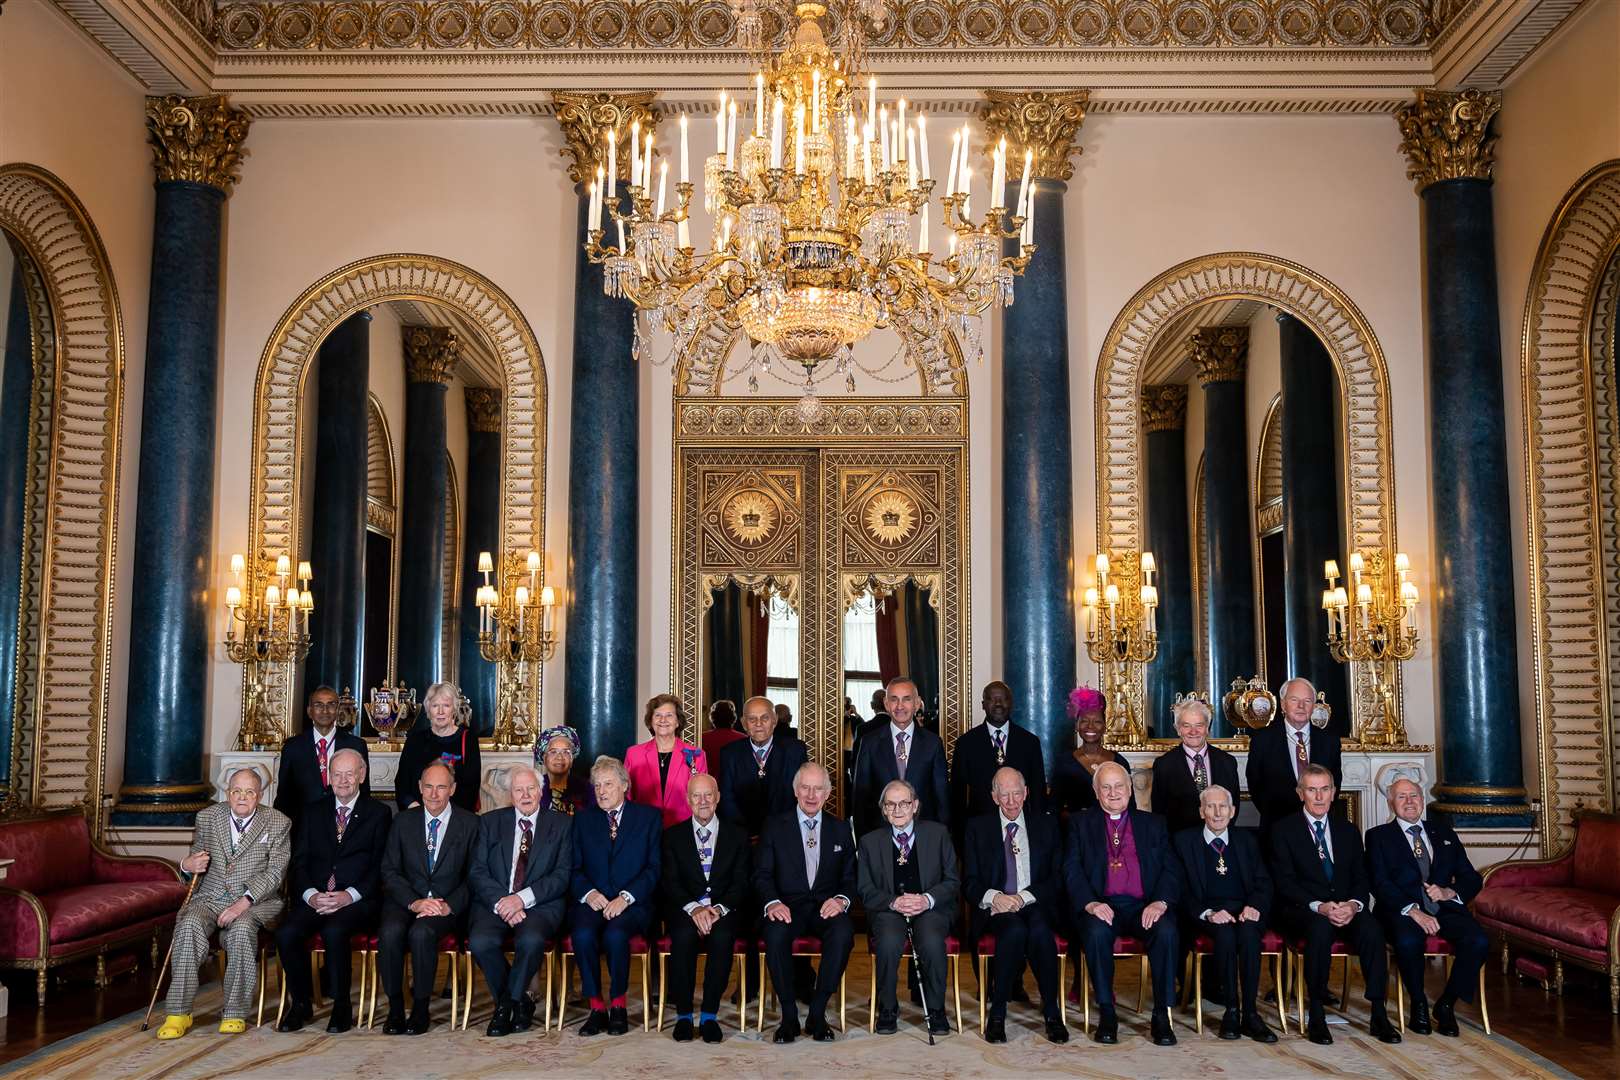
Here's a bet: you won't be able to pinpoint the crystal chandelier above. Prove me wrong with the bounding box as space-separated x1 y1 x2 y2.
583 0 1037 421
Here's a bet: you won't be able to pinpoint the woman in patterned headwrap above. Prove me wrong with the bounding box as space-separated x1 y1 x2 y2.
1050 686 1134 824
534 725 590 815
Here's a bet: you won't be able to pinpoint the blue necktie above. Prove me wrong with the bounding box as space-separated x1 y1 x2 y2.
427 817 440 873
1312 819 1333 881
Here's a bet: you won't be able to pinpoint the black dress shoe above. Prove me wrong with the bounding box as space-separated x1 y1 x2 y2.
607 1006 630 1036
673 1017 694 1042
1408 998 1432 1035
1151 1011 1177 1046
1045 1019 1070 1044
486 1004 514 1038
1369 1007 1402 1044
1094 1005 1119 1044
1433 1001 1460 1037
405 1013 431 1036
1243 1012 1278 1043
700 1018 723 1043
513 994 537 1032
984 1017 1007 1043
1306 1009 1333 1046
773 1019 800 1044
579 1009 609 1036
811 1021 836 1042
927 1010 950 1036
1322 991 1341 1008
382 1009 408 1035
875 1007 898 1034
1218 1008 1242 1040
325 1011 353 1034
277 999 312 1032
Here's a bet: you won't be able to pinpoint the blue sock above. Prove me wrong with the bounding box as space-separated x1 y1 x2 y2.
678 1012 693 1023
700 1011 717 1023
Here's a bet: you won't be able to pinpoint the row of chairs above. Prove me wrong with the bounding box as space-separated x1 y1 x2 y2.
246 929 1488 1039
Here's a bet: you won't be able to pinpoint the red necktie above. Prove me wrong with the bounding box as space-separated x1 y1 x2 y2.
513 818 533 890
317 737 330 786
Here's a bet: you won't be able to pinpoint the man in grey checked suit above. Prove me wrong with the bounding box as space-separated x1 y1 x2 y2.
156 768 292 1039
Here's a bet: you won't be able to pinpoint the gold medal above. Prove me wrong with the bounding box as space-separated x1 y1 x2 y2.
806 837 817 848
1216 856 1228 876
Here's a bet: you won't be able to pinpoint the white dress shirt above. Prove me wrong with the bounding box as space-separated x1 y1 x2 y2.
1303 810 1362 913
978 811 1037 910
502 809 542 911
1398 817 1465 915
302 795 364 906
423 805 452 897
890 721 915 758
763 810 850 914
683 814 729 917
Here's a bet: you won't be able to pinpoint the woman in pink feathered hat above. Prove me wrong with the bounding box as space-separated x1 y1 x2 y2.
1050 685 1134 823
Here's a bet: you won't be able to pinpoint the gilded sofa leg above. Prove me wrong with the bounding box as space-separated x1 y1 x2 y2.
1553 958 1565 995
1499 936 1509 975
1610 973 1618 1015
36 968 46 1005
96 953 108 988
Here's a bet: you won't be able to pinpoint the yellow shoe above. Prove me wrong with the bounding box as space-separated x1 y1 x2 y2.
155 1014 192 1040
218 1018 247 1034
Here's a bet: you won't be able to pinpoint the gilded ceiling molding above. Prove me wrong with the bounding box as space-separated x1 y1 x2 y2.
551 91 661 185
979 89 1087 182
1395 87 1499 193
403 325 460 384
145 95 252 194
1140 383 1187 432
466 387 503 432
1191 325 1248 384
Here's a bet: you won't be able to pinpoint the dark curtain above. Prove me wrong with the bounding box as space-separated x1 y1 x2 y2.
708 583 748 712
748 597 769 699
875 596 901 687
902 583 941 720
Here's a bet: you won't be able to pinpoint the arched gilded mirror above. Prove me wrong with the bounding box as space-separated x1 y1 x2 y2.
700 581 802 738
839 580 941 795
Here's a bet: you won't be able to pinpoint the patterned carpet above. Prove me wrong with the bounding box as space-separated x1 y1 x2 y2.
8 964 1569 1080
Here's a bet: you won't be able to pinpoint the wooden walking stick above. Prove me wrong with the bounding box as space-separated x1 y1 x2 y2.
142 872 200 1031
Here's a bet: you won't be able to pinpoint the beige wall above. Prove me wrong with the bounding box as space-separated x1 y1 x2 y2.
0 0 153 807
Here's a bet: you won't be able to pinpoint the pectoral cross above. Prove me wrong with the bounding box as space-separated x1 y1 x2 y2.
1215 856 1228 876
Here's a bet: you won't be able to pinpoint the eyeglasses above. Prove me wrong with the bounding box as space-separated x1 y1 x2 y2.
880 800 916 812
227 787 259 797
309 702 340 712
543 747 573 757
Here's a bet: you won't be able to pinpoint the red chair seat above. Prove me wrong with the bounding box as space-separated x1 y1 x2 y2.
42 880 190 945
1111 935 1145 954
943 935 960 955
1286 936 1350 955
1474 886 1617 953
1192 929 1288 953
789 936 826 951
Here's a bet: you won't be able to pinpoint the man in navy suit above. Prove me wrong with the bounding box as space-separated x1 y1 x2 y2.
852 677 948 837
275 748 387 1033
1151 698 1240 836
754 761 857 1044
949 682 1047 831
469 765 573 1037
273 686 370 829
1171 784 1276 1042
1244 679 1343 838
569 755 661 1037
964 766 1068 1044
1367 778 1488 1037
717 696 808 839
1270 764 1400 1046
1065 761 1180 1046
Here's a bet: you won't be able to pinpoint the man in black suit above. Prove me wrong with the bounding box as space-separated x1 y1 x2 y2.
852 677 948 837
1171 784 1276 1042
1151 697 1240 836
950 681 1047 831
1270 764 1400 1045
378 761 478 1034
964 766 1068 1044
468 765 572 1037
1367 778 1488 1037
755 761 857 1044
273 685 370 828
662 772 750 1043
858 779 959 1036
274 748 387 1033
718 696 808 839
1244 678 1343 837
1065 761 1180 1046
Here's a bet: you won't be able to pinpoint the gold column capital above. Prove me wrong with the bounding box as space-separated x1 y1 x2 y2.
465 387 502 433
145 94 251 194
979 90 1088 182
1141 384 1188 432
552 91 661 186
1191 326 1248 385
404 326 459 385
1396 88 1501 193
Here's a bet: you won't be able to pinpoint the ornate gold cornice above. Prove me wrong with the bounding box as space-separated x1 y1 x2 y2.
465 387 502 433
404 325 459 384
1395 87 1500 193
552 91 660 185
979 90 1087 182
145 95 251 194
1141 384 1188 432
1191 326 1249 385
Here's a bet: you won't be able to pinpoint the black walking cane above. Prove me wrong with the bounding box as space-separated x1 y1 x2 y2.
904 914 937 1046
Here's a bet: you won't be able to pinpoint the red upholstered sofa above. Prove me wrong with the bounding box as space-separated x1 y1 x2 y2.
1475 809 1620 1012
0 807 186 1002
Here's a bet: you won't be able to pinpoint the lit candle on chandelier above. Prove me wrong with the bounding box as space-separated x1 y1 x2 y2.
656 160 668 217
917 113 930 181
845 114 857 177
771 97 785 169
606 130 617 203
629 120 641 187
714 94 725 155
945 128 960 199
755 73 765 136
678 114 689 184
1015 148 1032 218
726 100 738 170
1022 182 1035 246
918 202 930 255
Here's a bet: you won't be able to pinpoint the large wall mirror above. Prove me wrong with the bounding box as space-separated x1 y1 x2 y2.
0 228 52 808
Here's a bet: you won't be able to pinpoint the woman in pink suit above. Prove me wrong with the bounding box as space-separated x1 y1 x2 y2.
625 693 708 827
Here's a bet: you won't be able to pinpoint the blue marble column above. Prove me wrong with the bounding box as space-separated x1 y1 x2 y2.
1277 313 1351 736
116 95 250 824
459 389 501 735
0 261 33 791
1399 89 1530 825
395 326 455 696
1194 327 1255 737
305 310 371 700
1143 386 1194 737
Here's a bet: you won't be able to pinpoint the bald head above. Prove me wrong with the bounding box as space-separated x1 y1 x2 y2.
1093 761 1132 814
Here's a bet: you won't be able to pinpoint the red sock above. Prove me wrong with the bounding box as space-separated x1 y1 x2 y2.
589 996 606 1011
611 995 627 1008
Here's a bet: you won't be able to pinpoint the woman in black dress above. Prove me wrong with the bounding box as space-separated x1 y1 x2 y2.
394 681 483 812
1050 685 1133 824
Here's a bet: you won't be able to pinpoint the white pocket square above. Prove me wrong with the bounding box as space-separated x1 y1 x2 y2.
833 844 843 853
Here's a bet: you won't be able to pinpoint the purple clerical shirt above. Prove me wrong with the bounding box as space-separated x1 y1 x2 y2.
1102 812 1145 899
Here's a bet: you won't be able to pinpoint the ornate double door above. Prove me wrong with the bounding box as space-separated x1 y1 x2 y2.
672 419 968 815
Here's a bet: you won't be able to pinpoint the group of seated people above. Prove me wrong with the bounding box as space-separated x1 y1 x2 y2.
151 675 1488 1054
